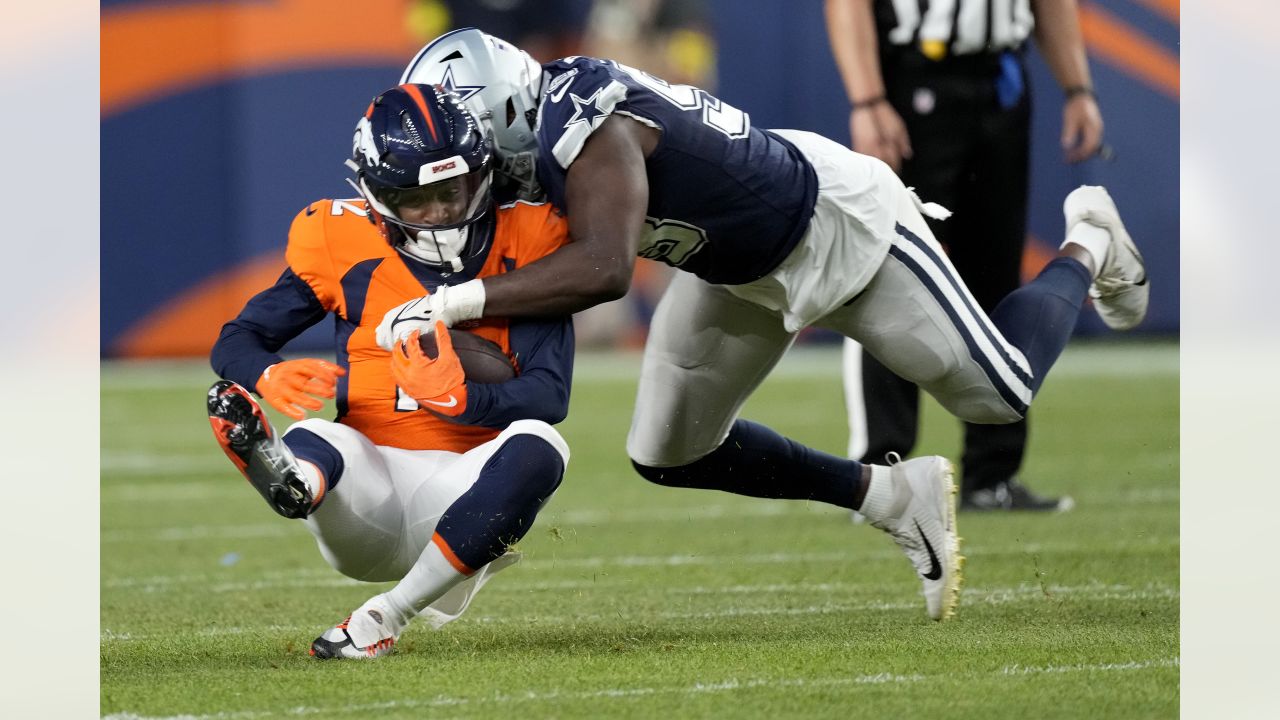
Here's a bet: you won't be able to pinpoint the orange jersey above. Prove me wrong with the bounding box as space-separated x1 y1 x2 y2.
284 199 569 452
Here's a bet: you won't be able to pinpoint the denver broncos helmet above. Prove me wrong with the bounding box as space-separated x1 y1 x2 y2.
347 83 493 272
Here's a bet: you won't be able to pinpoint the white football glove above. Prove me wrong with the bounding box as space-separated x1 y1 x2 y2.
374 280 487 351
376 295 435 351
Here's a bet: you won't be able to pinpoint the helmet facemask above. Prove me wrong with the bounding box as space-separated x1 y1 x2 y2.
361 165 491 271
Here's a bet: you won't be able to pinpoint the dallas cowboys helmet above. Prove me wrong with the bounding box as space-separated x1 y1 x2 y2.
346 84 493 272
401 27 544 201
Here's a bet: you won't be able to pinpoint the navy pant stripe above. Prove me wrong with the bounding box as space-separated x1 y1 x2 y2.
886 243 1030 417
894 224 1034 387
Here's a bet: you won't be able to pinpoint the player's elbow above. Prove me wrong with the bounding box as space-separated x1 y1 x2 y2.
585 262 632 303
209 323 240 375
539 384 571 425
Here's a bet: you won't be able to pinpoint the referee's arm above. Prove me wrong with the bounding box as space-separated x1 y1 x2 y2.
1031 0 1105 162
823 0 912 170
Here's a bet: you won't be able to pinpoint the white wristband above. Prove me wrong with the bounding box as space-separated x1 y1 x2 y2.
444 279 486 323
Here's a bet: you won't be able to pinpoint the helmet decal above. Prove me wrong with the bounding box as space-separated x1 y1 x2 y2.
352 116 381 169
439 64 485 103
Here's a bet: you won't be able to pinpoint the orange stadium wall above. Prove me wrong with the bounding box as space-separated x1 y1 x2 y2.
101 0 1178 358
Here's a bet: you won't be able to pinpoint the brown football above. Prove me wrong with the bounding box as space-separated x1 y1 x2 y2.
418 328 517 384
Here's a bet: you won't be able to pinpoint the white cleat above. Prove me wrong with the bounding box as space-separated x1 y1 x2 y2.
1063 185 1149 330
309 596 403 660
869 456 963 621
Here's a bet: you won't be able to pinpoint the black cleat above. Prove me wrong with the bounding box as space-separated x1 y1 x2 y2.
207 380 314 519
961 479 1074 512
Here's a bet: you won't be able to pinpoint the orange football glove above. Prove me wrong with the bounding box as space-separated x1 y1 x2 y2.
255 358 346 420
390 322 467 417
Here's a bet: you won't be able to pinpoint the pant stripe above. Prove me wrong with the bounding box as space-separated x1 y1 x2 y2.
889 226 1032 415
896 224 1034 381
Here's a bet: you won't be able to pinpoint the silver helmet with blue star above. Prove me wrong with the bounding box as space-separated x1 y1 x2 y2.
401 27 544 202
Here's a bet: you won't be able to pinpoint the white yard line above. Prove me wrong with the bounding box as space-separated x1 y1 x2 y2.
100 482 1178 509
102 580 1177 642
99 485 1181 511
101 657 1178 719
101 452 223 475
103 535 1179 590
102 489 1182 538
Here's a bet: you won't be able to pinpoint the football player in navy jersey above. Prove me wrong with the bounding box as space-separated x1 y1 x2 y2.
379 28 1149 623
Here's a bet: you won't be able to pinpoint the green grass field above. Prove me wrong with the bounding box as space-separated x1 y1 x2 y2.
101 340 1178 719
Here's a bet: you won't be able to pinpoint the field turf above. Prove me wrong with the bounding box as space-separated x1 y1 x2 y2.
101 340 1178 719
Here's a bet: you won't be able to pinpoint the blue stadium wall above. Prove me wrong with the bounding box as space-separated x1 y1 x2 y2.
711 0 1179 338
101 0 1178 357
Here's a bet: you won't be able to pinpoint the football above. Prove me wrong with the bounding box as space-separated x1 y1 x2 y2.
418 328 516 384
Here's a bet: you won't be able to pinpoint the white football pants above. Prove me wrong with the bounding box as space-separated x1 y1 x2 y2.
284 418 569 626
627 130 1032 468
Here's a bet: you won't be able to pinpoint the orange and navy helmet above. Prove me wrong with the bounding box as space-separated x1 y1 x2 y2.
347 84 493 271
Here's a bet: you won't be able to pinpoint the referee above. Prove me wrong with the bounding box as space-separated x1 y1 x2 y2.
825 0 1104 511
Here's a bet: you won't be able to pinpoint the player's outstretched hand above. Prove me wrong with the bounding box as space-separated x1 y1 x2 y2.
256 359 346 420
390 322 467 417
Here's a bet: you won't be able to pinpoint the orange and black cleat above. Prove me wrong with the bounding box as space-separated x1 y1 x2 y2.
207 380 314 519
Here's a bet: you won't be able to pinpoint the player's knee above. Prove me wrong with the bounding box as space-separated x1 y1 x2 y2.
626 418 721 480
946 397 1025 425
630 453 713 489
503 419 570 466
493 426 568 501
626 428 718 470
632 459 677 487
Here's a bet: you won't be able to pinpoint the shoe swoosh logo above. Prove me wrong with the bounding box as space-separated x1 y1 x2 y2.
422 395 458 409
913 520 943 581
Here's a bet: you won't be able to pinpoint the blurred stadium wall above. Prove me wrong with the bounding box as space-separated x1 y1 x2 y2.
101 0 1178 358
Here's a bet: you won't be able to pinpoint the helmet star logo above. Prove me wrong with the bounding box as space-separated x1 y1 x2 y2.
565 88 609 130
439 64 485 103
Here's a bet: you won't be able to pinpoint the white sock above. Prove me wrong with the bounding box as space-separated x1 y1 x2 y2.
859 465 906 524
344 594 402 648
1061 223 1111 279
383 537 471 625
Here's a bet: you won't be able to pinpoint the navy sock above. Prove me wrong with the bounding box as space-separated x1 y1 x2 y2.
283 428 345 493
632 419 863 510
435 434 565 570
989 257 1091 393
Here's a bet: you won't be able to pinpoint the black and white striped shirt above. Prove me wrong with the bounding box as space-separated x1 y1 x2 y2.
877 0 1035 58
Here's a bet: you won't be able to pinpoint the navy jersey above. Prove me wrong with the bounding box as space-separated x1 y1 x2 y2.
534 57 819 285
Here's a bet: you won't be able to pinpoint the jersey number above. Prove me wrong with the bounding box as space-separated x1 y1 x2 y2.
638 217 708 268
614 62 750 139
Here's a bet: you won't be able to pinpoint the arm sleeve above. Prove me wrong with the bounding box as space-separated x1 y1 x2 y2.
209 268 329 392
452 316 575 428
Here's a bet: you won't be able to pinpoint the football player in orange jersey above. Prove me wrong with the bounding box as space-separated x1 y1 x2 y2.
206 84 575 659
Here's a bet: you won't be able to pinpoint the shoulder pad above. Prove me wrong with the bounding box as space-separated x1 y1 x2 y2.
538 63 629 170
